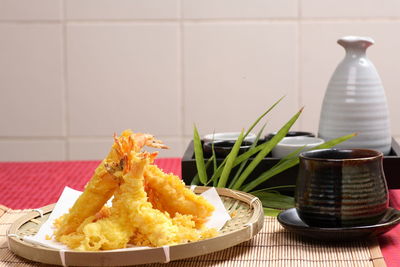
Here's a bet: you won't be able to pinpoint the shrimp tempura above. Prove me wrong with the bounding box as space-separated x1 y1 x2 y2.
145 164 214 226
54 134 126 239
54 130 217 251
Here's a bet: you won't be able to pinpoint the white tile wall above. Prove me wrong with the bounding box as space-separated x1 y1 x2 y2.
182 0 298 19
183 22 299 135
67 24 181 137
1 0 400 161
68 138 113 160
0 0 62 21
301 0 400 18
0 140 65 161
66 0 179 20
68 137 182 159
0 24 64 137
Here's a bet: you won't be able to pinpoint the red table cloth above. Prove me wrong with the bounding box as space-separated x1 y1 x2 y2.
0 159 398 266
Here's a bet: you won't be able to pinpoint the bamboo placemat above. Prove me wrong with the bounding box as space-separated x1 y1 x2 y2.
0 205 385 267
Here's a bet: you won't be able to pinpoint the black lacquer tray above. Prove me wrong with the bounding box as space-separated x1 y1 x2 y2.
182 138 400 191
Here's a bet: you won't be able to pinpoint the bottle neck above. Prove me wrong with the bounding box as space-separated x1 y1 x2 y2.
338 36 373 59
344 47 367 59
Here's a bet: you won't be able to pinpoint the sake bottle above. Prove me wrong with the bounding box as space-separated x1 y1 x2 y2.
318 36 391 155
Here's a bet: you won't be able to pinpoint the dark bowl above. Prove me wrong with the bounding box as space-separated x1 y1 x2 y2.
265 131 315 141
203 140 253 158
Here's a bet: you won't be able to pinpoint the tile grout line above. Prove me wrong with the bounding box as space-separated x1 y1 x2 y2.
179 0 186 150
0 135 184 141
3 17 400 24
62 0 70 160
298 0 303 130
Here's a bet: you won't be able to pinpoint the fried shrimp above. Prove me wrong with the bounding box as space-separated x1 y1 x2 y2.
54 138 124 239
69 155 149 251
54 130 167 239
118 152 180 247
144 165 214 226
54 130 217 251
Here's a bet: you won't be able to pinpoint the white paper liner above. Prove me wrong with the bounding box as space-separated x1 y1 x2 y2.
59 249 67 267
162 246 170 263
23 186 231 251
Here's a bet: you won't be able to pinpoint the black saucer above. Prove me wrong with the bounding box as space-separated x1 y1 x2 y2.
277 208 400 241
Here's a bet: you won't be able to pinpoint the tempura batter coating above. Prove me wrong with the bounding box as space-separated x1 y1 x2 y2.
54 139 124 239
145 165 214 226
54 130 167 240
54 130 217 251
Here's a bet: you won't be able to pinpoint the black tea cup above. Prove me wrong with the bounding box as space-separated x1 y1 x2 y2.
295 148 389 228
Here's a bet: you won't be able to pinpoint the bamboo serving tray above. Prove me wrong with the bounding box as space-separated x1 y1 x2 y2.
7 187 264 266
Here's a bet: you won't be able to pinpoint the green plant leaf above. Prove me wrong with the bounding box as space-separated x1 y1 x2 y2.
263 208 282 217
253 190 295 217
211 139 217 173
209 132 282 188
191 154 215 185
217 130 245 188
240 132 357 192
250 185 295 194
234 142 265 164
211 142 268 181
231 108 304 190
190 173 200 185
228 124 266 188
245 159 299 193
191 98 357 219
207 157 227 186
244 96 284 137
193 125 208 185
251 191 294 210
207 99 286 184
276 145 306 163
312 133 357 150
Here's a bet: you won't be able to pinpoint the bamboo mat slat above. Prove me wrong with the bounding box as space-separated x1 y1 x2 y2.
0 207 385 267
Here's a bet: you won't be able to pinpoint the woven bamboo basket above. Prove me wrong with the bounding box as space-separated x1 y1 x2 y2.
7 186 264 266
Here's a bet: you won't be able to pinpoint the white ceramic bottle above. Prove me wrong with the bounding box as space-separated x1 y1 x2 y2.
318 36 391 155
